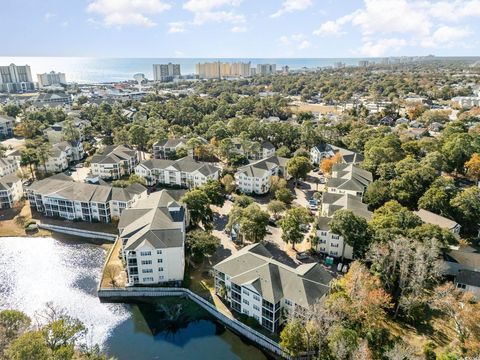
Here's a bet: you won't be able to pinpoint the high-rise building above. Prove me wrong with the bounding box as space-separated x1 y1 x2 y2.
0 64 35 93
195 61 251 79
37 71 67 88
256 64 277 75
153 63 181 82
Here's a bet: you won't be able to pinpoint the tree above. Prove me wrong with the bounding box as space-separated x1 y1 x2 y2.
20 148 38 179
442 133 476 174
279 319 307 358
364 180 391 210
181 189 214 231
128 124 148 150
199 180 225 207
408 223 457 248
329 210 372 261
320 153 342 175
363 133 404 175
327 326 359 360
275 187 294 204
431 284 480 355
185 230 220 263
269 175 287 194
450 186 480 235
369 200 422 239
368 236 443 319
418 177 458 218
276 146 291 158
103 264 121 287
0 310 31 353
234 194 253 208
36 142 53 173
279 207 312 250
61 118 81 143
238 204 270 243
5 331 50 360
220 174 236 193
267 200 286 219
465 153 480 182
286 156 311 187
3 104 21 118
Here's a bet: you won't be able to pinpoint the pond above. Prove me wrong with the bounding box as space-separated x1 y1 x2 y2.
0 236 269 360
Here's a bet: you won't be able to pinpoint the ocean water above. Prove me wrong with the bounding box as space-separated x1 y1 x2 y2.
0 57 373 83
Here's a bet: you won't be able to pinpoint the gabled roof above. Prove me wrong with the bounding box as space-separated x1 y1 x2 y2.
0 173 20 190
138 156 220 176
327 164 372 192
214 243 332 308
321 192 372 220
236 156 287 178
91 145 136 165
119 189 187 251
153 138 188 148
311 143 364 164
457 270 480 287
414 209 459 230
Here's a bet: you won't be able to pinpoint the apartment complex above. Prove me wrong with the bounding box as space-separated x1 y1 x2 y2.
153 63 181 82
91 145 138 180
214 243 332 332
33 92 72 107
316 193 372 259
119 189 188 286
0 64 35 93
235 156 288 194
326 163 373 199
44 141 84 173
135 156 220 188
0 174 23 209
310 143 364 165
0 115 15 139
43 118 91 143
27 174 147 222
195 61 251 79
37 71 67 88
0 157 19 177
256 64 277 75
232 140 276 160
153 138 188 159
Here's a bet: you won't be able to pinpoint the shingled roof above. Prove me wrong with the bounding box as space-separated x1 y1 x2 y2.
214 243 332 308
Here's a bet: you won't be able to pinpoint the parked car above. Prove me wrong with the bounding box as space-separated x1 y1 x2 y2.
225 194 235 201
308 199 318 210
337 263 343 272
75 163 84 168
296 252 310 261
268 218 277 227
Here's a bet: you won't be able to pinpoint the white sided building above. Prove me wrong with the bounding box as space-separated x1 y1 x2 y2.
91 144 138 180
234 156 288 194
326 163 373 199
118 189 188 286
0 158 19 177
0 174 23 209
135 156 220 188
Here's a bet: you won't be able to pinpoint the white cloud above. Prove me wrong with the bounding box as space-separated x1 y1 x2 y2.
231 26 247 33
279 33 311 50
168 21 187 33
44 12 56 22
271 0 313 18
360 37 408 57
182 0 245 27
315 0 480 55
174 50 185 56
87 0 171 28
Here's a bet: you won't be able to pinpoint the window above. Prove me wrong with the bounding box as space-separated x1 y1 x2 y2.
157 249 163 255
457 283 466 289
285 299 292 306
331 235 340 240
157 258 163 263
253 294 260 301
158 267 164 272
142 269 153 273
141 260 152 265
243 299 249 305
159 276 164 280
243 289 250 296
142 277 154 282
243 310 249 316
253 304 260 311
140 251 152 256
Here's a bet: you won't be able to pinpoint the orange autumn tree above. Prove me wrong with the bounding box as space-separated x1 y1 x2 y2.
327 261 392 329
320 152 342 175
465 153 480 182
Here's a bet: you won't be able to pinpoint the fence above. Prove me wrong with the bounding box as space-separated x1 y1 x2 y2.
98 287 289 358
38 223 117 241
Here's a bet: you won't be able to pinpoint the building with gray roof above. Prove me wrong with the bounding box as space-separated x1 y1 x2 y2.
214 243 332 332
310 143 363 165
414 209 461 236
135 156 220 188
327 163 373 199
119 189 188 286
0 173 22 209
235 156 288 194
26 175 147 222
91 144 138 180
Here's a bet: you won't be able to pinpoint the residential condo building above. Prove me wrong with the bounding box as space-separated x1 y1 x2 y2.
0 63 35 93
214 243 332 332
0 174 23 209
27 174 147 222
153 63 181 82
234 156 288 194
37 71 67 88
256 64 276 75
0 115 15 139
91 145 139 180
119 189 188 286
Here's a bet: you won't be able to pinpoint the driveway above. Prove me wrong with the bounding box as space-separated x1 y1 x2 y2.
211 200 238 263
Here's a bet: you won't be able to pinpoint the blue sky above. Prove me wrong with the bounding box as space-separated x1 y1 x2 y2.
3 0 480 57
